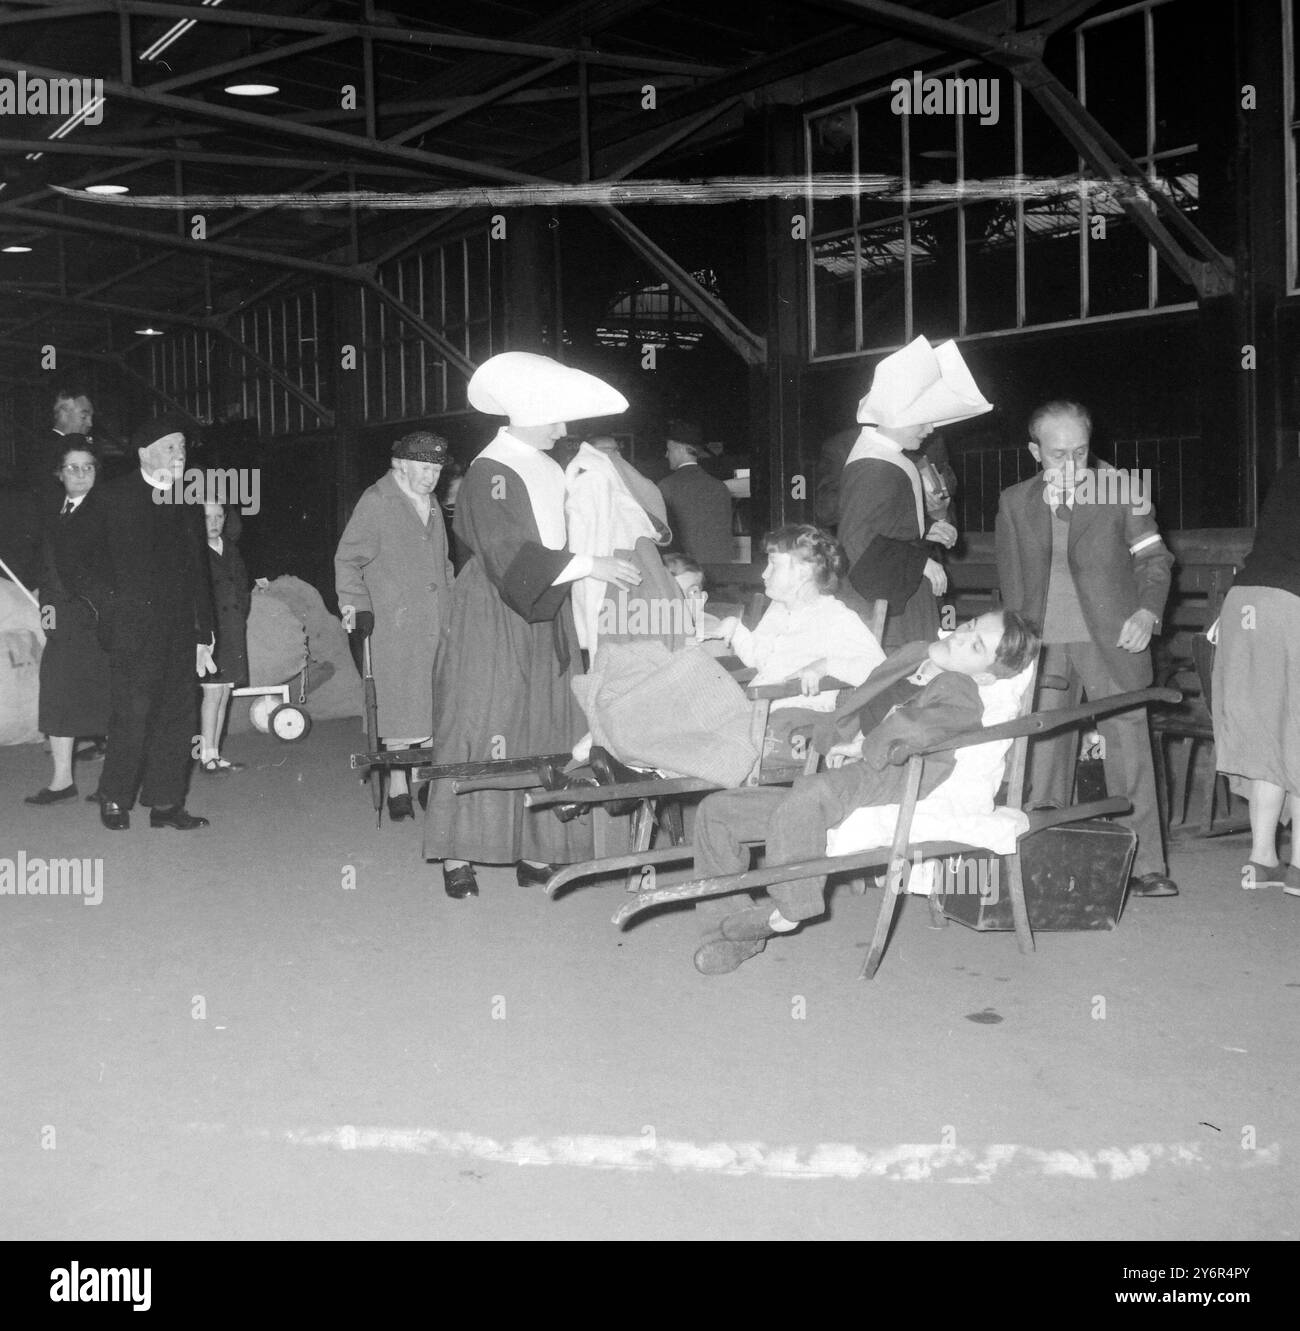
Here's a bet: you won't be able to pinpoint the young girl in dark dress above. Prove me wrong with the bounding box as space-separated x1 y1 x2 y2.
199 501 251 773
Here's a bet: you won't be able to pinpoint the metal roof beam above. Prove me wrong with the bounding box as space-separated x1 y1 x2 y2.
822 0 1233 297
0 56 550 185
105 2 730 76
0 204 475 382
0 284 335 424
358 275 476 379
146 32 350 96
591 206 766 366
817 0 1043 62
0 138 434 177
0 4 108 27
0 203 352 280
388 56 571 142
0 337 205 429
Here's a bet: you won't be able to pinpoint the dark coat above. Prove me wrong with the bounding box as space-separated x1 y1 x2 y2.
36 491 111 736
207 539 251 687
78 470 214 810
813 639 982 802
657 463 734 564
995 465 1173 691
80 471 214 657
839 456 938 647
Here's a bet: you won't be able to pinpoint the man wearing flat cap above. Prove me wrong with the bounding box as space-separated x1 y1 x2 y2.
840 335 992 648
80 414 215 831
335 431 453 821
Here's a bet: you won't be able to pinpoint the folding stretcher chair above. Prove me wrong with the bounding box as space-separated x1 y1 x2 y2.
546 658 1180 979
349 600 888 860
519 598 890 863
517 671 850 867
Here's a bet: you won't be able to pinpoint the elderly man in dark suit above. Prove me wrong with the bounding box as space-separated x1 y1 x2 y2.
995 400 1177 897
82 415 215 831
656 419 733 564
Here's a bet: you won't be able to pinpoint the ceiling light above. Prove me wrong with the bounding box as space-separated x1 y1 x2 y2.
3 245 33 253
134 327 165 336
84 183 130 195
224 84 279 97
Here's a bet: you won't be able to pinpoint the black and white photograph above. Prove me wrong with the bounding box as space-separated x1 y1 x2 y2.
0 0 1294 1285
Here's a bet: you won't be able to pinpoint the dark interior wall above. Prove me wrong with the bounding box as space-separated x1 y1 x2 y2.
801 314 1202 454
0 363 152 486
796 312 1212 531
549 203 754 458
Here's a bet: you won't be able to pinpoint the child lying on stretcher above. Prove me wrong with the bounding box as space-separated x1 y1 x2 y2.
690 608 1041 975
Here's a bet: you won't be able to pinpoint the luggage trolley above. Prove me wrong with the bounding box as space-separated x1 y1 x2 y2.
233 650 313 742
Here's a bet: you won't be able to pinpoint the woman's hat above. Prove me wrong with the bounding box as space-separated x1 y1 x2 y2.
469 352 628 426
392 431 449 463
857 336 992 429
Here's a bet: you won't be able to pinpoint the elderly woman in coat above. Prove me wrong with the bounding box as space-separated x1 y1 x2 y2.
335 431 453 821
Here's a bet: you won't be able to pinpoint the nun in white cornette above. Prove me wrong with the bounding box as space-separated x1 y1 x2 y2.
838 336 992 649
423 353 641 900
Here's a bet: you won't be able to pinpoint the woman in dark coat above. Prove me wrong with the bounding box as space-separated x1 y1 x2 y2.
25 437 111 804
199 501 251 773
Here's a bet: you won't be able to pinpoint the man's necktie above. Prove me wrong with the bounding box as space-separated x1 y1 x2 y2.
60 499 73 517
1055 500 1071 522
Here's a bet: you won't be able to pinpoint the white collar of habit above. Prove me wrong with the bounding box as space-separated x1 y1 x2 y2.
476 428 567 549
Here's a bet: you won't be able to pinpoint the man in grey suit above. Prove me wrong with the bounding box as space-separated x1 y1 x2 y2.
996 400 1178 897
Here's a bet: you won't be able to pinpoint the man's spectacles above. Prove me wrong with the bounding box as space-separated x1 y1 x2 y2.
60 464 96 475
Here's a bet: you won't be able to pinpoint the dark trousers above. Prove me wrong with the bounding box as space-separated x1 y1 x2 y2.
1028 640 1166 877
101 632 198 810
695 762 903 923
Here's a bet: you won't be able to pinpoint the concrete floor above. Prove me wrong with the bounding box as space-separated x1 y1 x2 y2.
2 719 1297 1241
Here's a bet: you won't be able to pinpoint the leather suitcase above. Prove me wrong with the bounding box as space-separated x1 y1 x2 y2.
939 818 1136 932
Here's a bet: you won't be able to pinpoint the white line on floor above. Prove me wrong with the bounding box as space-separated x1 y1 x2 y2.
187 1124 1280 1182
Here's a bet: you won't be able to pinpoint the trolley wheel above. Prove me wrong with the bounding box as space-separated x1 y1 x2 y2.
249 695 276 733
268 703 311 742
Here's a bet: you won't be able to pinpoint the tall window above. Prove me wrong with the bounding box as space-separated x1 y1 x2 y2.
596 277 711 349
233 292 322 435
806 0 1199 359
148 328 215 423
361 232 494 422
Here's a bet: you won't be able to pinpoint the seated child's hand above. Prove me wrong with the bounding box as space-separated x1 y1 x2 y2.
792 658 829 696
825 734 864 769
